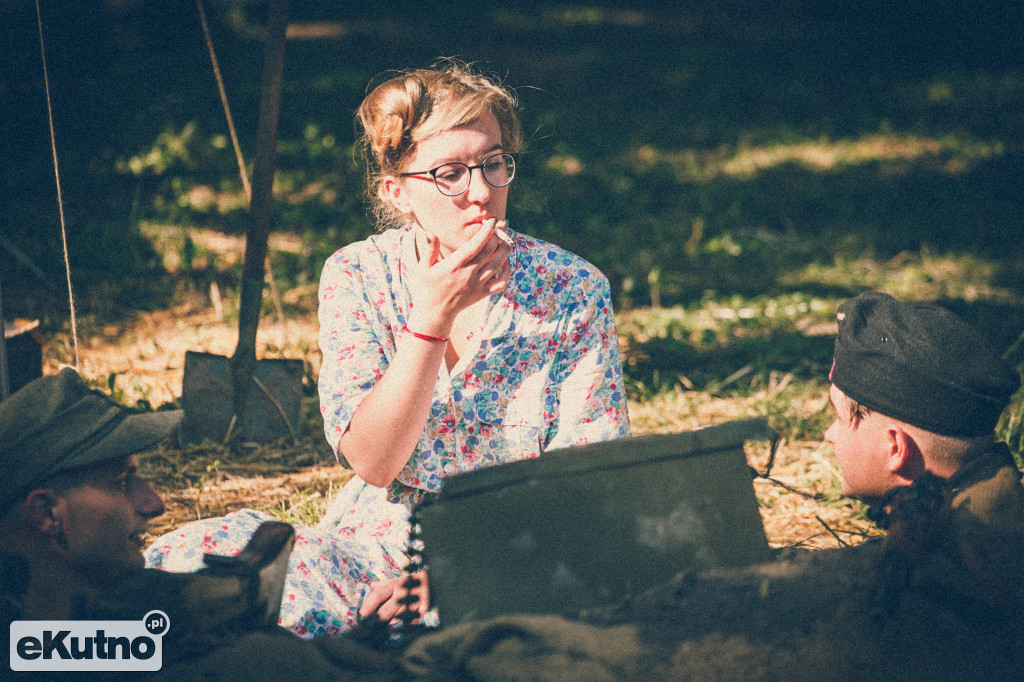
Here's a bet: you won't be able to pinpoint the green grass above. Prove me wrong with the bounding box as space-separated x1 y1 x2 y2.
261 489 333 527
8 4 1024 301
5 3 1023 458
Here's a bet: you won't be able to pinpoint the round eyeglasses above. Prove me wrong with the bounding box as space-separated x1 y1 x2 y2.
399 152 516 197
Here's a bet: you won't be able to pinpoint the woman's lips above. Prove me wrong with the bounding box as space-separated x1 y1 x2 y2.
468 217 512 245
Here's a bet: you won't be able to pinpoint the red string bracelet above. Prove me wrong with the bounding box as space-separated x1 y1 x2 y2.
403 324 449 343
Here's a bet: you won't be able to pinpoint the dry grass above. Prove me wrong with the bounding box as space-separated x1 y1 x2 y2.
54 287 322 410
40 280 868 553
630 387 877 550
41 282 343 546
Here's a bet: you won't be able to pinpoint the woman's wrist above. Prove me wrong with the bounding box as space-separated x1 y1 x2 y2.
403 325 448 343
404 310 454 342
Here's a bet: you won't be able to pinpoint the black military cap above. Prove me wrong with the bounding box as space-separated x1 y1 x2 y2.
0 368 182 511
831 292 1020 437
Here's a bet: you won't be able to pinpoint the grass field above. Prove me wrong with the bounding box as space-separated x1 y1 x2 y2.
34 230 1017 551
5 2 1024 552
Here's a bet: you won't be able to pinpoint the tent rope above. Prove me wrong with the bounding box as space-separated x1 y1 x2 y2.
197 0 252 202
35 0 80 369
196 0 288 333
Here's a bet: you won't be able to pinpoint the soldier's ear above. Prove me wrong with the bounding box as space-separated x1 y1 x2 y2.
887 425 925 481
23 489 63 534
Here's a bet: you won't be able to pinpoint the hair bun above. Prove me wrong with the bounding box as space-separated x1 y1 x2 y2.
365 76 427 163
379 112 408 158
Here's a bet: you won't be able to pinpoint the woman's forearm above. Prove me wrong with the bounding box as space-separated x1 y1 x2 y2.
337 334 447 487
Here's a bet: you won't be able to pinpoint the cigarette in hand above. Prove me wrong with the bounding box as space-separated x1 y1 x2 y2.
494 219 513 247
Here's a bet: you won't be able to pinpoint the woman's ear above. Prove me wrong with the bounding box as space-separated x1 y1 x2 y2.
381 176 413 215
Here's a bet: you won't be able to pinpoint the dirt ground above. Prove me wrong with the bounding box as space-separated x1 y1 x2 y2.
34 288 874 552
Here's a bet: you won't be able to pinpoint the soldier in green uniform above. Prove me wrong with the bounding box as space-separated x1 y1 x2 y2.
0 369 395 680
824 291 1024 628
0 368 181 624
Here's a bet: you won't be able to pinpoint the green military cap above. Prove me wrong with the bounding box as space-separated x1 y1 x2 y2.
0 368 182 511
831 291 1020 437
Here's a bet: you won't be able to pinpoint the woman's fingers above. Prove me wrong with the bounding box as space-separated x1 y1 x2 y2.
447 219 500 267
408 570 430 618
427 233 442 267
359 573 430 624
427 222 511 287
359 579 397 619
450 219 511 270
410 220 512 328
484 260 512 294
481 246 510 282
483 226 513 287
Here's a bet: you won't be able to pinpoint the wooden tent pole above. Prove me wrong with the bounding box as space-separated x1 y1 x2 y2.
227 0 289 434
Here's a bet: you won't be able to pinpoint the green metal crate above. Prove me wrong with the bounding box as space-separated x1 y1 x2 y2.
419 418 777 624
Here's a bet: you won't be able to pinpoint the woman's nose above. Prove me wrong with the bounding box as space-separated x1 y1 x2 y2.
465 167 493 204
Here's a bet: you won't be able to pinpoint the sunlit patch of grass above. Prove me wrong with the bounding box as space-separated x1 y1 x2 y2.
779 250 1021 303
753 440 879 550
627 375 829 443
619 293 837 347
139 223 307 275
619 294 839 396
631 131 1004 182
628 386 756 436
261 488 333 527
753 379 832 443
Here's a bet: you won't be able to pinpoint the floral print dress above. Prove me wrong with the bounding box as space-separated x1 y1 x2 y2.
145 225 630 638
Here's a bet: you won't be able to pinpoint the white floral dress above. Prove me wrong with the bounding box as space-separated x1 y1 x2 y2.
146 225 630 638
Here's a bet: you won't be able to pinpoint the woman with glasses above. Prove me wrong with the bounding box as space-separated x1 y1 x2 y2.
147 59 629 638
317 56 630 621
322 59 630 497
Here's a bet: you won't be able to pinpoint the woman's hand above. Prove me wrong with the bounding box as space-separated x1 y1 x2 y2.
336 220 512 487
359 571 431 625
406 219 512 338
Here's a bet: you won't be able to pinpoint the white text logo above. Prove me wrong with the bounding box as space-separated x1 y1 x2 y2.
10 610 168 672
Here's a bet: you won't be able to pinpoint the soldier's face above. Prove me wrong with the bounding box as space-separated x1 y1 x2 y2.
54 455 165 574
824 385 894 503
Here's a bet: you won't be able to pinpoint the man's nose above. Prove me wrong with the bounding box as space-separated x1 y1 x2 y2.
134 479 166 519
